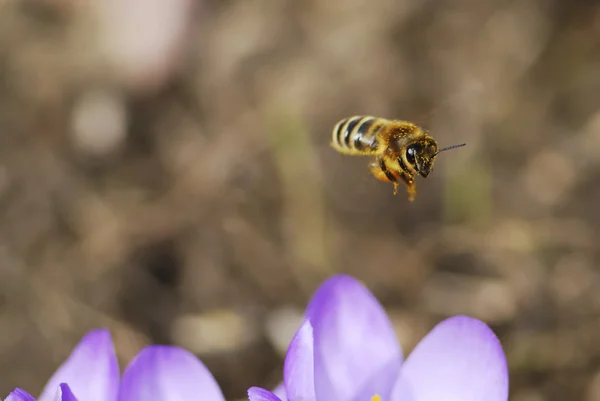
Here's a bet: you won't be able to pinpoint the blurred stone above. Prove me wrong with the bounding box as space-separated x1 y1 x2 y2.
264 306 304 357
92 0 195 92
71 89 127 158
172 310 258 354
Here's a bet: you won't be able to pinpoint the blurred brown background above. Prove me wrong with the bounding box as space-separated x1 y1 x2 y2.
1 0 600 399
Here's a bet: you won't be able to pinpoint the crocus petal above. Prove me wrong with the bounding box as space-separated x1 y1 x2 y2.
393 315 509 401
283 320 316 401
39 329 119 401
54 384 78 401
271 382 287 401
306 275 403 401
118 345 225 401
248 387 283 401
5 388 36 401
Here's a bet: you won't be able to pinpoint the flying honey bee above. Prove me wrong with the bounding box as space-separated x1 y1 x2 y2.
331 116 466 201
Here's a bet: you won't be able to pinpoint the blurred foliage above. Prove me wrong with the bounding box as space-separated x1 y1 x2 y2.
1 0 600 400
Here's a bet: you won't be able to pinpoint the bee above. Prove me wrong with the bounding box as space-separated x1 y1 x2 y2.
331 116 466 201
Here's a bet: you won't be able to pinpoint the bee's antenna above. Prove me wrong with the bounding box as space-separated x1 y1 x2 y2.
435 143 466 156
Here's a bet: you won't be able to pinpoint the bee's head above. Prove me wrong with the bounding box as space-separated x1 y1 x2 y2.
405 139 466 178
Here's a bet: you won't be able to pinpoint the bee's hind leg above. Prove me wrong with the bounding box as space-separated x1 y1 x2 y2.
398 173 417 202
369 158 400 195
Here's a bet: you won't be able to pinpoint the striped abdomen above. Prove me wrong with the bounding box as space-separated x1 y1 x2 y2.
331 116 388 155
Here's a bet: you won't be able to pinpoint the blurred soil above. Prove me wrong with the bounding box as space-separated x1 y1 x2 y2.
1 0 600 400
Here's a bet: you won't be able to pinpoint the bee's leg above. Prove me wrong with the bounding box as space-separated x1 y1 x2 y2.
369 158 399 194
398 173 417 202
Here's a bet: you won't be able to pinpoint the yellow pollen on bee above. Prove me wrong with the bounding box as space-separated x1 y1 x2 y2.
371 395 382 401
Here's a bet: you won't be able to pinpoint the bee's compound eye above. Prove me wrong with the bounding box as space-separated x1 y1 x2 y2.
406 145 417 165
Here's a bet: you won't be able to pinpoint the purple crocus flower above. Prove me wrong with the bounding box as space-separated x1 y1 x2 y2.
249 274 509 401
4 329 226 401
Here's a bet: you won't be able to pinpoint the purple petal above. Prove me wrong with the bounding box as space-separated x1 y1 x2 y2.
307 275 403 401
393 315 509 401
54 384 78 401
271 382 287 401
248 387 283 401
39 329 119 401
5 388 36 401
118 345 225 401
283 320 315 401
